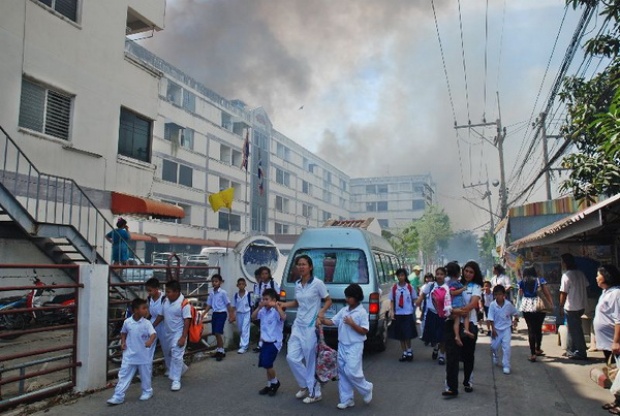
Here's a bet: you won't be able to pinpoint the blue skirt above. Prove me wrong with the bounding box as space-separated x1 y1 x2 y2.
389 314 418 341
422 310 445 345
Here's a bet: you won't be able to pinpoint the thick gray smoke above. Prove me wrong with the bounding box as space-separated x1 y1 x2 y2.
144 0 571 230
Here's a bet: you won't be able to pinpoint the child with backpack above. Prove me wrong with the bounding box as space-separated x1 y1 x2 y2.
152 280 191 391
389 268 418 362
233 277 253 354
251 288 285 397
107 298 156 405
204 274 236 361
320 283 373 409
488 285 518 375
448 277 474 346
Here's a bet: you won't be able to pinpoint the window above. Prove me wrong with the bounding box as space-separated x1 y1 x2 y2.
118 108 152 162
181 129 194 151
340 179 347 191
164 123 193 151
377 201 388 212
38 0 78 22
286 249 368 284
324 171 332 184
182 91 196 112
374 254 387 284
275 196 289 213
377 184 388 194
323 190 331 204
302 180 311 195
162 159 193 187
414 186 424 194
161 201 192 225
275 168 290 187
231 149 242 167
412 199 426 211
275 222 289 235
19 79 72 140
378 219 389 229
366 202 377 212
219 178 240 198
276 143 290 161
218 212 241 231
366 185 376 194
221 113 232 131
308 163 316 174
219 145 231 164
302 204 313 218
166 81 183 106
322 210 331 221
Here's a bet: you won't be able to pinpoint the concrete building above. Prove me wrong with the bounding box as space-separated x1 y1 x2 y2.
0 1 431 266
350 175 436 230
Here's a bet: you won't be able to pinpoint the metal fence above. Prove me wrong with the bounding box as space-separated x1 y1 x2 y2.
0 265 82 412
107 264 220 378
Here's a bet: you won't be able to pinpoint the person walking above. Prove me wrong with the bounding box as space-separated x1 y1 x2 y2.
559 253 589 360
519 265 554 362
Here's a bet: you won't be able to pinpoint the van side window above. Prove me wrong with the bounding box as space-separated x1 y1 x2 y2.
374 253 386 284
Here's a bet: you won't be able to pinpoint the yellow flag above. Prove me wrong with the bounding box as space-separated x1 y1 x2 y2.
208 187 234 212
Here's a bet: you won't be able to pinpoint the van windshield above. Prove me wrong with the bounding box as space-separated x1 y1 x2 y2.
287 249 369 284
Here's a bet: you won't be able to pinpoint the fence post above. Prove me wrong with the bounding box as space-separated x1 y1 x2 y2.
75 264 109 392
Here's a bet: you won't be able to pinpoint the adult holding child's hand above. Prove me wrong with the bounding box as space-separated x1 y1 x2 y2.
280 255 332 404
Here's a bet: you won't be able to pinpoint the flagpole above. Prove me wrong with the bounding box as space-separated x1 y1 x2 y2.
244 166 249 236
226 207 231 255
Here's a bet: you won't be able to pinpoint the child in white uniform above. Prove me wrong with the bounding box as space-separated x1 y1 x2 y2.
488 284 518 375
153 280 192 391
252 266 280 353
389 268 418 362
204 274 236 361
145 278 167 368
107 298 156 405
321 284 373 409
233 278 253 354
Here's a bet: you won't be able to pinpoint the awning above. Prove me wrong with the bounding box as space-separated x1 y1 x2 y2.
149 234 236 248
509 194 620 250
129 233 156 242
111 192 185 219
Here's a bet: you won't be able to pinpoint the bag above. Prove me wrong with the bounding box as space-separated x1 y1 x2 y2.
234 292 253 311
535 279 553 314
611 356 620 396
431 286 448 319
315 325 338 384
604 354 619 383
182 299 204 343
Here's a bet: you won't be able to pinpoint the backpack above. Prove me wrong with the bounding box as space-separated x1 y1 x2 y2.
234 292 253 311
181 299 204 344
315 325 338 384
254 280 279 304
431 286 448 319
392 283 414 311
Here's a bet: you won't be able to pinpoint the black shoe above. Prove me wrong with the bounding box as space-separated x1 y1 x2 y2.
215 351 225 361
253 347 261 353
442 390 458 398
399 353 408 362
432 349 438 360
268 381 281 396
259 386 271 395
406 353 414 362
463 382 473 393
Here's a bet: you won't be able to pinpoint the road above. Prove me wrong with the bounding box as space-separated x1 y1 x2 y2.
31 324 610 416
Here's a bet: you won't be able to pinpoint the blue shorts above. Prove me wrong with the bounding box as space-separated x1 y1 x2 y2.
212 312 227 334
258 342 279 369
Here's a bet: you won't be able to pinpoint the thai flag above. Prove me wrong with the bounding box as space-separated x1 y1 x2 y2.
257 157 264 195
241 130 250 170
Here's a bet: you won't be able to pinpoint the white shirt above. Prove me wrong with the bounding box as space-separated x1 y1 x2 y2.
254 280 281 299
258 306 285 350
422 282 438 313
121 316 156 365
463 283 482 324
207 288 231 313
294 277 329 328
233 291 252 314
332 304 369 345
148 293 165 325
389 283 417 316
594 287 620 351
560 269 590 311
488 300 518 331
482 291 494 307
491 274 511 290
160 294 192 336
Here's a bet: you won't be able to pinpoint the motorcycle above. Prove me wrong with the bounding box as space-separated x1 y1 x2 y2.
25 274 76 326
0 295 28 340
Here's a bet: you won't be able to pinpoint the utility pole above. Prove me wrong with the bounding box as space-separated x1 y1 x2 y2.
463 179 497 232
539 112 552 200
495 91 508 218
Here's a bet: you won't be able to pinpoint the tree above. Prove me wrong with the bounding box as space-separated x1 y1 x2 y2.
560 0 620 201
414 205 452 265
478 231 496 273
383 226 419 264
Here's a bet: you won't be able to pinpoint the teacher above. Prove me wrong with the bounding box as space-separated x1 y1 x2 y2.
443 261 483 397
280 255 332 404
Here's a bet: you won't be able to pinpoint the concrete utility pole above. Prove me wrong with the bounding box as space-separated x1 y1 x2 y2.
539 112 552 200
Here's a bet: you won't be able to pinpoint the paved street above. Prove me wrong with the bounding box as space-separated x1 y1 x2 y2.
31 324 610 416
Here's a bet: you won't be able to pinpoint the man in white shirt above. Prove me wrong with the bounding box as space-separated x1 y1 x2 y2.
559 253 589 360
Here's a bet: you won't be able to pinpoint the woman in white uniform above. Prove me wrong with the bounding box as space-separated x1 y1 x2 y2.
280 255 332 404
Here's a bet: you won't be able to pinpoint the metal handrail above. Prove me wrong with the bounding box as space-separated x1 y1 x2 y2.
0 125 143 264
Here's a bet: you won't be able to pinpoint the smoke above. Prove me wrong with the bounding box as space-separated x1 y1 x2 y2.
144 0 572 230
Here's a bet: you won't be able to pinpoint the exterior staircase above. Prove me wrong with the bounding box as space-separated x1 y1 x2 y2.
0 125 142 281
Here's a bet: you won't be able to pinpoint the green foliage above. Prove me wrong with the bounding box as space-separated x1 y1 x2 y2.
560 0 620 200
478 231 496 272
383 226 419 264
414 205 452 265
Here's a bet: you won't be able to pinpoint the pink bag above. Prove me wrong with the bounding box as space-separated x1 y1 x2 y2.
315 325 338 384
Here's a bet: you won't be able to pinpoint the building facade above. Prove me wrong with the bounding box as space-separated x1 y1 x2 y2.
350 175 436 230
0 1 433 263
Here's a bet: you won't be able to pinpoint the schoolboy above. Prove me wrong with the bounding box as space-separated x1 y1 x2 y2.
251 288 285 396
204 274 236 361
320 284 373 409
145 278 168 370
107 298 156 405
253 267 280 353
488 284 519 375
481 280 493 336
153 280 191 391
233 277 253 354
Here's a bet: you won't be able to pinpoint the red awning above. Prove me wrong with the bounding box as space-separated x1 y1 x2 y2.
111 192 185 219
129 233 156 242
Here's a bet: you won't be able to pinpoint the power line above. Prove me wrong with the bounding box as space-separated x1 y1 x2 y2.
495 0 507 94
457 0 472 123
483 0 490 119
431 0 457 124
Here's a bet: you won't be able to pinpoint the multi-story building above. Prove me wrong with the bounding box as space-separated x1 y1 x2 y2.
350 175 436 230
0 1 432 265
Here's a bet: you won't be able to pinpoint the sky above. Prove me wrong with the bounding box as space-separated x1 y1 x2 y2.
142 0 595 231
